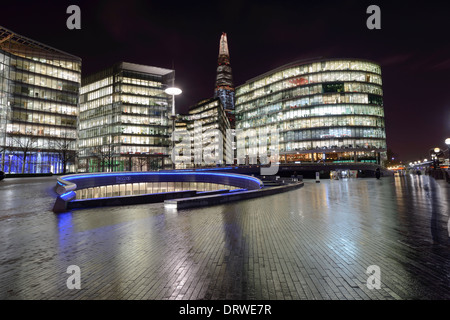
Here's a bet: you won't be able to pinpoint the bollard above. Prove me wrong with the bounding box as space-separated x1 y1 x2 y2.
315 172 320 183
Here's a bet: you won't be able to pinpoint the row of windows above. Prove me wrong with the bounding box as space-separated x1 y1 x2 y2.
121 77 162 89
237 105 384 127
11 70 79 93
121 115 169 126
238 111 385 130
121 125 168 136
78 124 169 140
238 93 382 123
4 135 76 151
79 104 117 121
237 72 382 106
13 84 78 104
237 60 381 95
237 127 385 141
236 82 382 111
189 100 220 115
242 139 386 153
121 94 168 106
12 58 80 83
281 139 386 152
120 135 168 146
6 123 76 139
10 50 81 72
86 85 112 101
122 105 168 117
11 97 77 116
278 116 383 131
78 145 168 157
11 111 76 127
80 96 113 112
281 127 385 140
120 84 166 98
78 121 118 137
81 77 113 94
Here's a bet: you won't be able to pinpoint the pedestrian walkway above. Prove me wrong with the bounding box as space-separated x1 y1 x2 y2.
0 175 449 299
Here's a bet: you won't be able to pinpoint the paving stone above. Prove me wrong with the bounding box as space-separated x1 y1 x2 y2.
1 175 450 299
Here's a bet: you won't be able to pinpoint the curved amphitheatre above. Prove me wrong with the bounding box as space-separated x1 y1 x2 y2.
53 170 303 213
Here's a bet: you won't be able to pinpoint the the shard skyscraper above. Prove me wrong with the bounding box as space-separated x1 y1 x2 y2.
214 32 235 128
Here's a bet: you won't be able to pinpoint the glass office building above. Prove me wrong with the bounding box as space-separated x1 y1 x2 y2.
176 97 232 168
235 58 387 164
0 26 81 174
78 62 174 172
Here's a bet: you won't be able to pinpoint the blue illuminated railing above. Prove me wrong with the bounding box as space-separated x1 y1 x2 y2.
56 171 263 195
53 171 264 213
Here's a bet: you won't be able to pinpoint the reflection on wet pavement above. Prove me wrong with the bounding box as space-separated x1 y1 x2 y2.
0 175 449 299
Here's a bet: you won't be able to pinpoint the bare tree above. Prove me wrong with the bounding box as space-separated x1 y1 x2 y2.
91 144 116 172
135 156 149 171
49 130 77 174
7 134 38 173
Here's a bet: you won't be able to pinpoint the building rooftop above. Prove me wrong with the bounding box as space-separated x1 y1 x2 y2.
0 25 81 61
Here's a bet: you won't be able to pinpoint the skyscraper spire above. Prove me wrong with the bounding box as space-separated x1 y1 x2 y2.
218 32 230 60
214 32 235 115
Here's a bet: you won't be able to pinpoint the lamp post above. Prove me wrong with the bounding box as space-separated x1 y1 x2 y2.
446 138 450 161
429 147 442 170
164 87 182 170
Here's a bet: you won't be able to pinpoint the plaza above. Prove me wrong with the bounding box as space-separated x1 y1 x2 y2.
1 174 449 300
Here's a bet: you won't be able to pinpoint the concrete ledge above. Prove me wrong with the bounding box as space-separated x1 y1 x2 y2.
66 190 198 210
53 172 265 213
164 182 304 209
53 189 235 213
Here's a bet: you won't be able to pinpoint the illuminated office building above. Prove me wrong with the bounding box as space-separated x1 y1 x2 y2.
78 62 175 172
176 97 232 168
235 58 387 164
0 26 81 174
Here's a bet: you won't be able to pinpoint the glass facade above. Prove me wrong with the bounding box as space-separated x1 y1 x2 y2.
75 181 239 199
176 97 232 168
78 62 174 172
0 26 81 174
235 59 387 164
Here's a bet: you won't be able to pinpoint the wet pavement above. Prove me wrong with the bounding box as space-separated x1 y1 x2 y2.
0 174 449 300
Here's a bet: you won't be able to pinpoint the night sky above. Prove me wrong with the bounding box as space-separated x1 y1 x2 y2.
1 0 449 162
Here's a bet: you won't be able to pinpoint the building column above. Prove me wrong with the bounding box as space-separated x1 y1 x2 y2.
1 150 4 172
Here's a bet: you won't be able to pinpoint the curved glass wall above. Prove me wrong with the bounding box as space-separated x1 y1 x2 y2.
75 181 240 199
0 26 81 174
235 59 387 164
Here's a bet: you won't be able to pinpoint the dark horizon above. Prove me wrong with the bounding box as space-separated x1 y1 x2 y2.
1 0 449 162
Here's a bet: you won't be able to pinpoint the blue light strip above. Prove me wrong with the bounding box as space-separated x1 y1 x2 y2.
60 191 76 201
61 171 262 187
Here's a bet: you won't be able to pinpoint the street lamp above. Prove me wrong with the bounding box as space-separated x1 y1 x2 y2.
165 87 182 170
